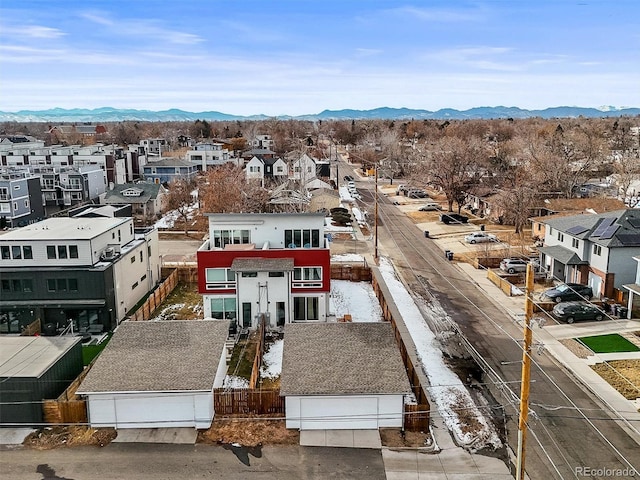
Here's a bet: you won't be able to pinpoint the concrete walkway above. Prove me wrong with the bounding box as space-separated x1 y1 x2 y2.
111 427 197 444
300 429 381 448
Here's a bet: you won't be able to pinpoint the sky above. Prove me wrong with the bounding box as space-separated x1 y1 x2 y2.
1 0 639 116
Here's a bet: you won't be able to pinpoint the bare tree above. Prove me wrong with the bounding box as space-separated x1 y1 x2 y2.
163 178 197 234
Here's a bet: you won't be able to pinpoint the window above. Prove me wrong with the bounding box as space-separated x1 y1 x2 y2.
69 245 78 258
212 229 250 248
140 251 143 262
24 199 29 208
557 232 564 242
572 238 579 248
0 246 9 259
1 279 10 291
132 282 139 289
47 279 56 291
23 246 32 259
293 267 322 287
241 272 257 277
285 229 320 248
22 279 33 292
57 245 67 259
47 245 56 259
140 274 147 282
594 244 602 256
276 166 284 173
57 279 67 291
131 256 136 263
210 297 237 320
293 297 319 320
205 268 236 289
249 166 261 173
11 246 21 259
68 279 78 291
268 271 285 277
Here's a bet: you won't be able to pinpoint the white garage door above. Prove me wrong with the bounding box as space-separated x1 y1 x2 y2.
112 395 196 429
300 396 378 430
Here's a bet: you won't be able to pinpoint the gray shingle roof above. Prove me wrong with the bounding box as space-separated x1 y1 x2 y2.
280 323 412 396
231 257 294 272
543 209 640 247
77 320 229 394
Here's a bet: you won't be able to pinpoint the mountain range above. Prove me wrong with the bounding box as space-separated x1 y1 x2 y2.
0 106 639 123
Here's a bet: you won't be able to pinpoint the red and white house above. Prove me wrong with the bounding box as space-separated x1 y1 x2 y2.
197 213 331 329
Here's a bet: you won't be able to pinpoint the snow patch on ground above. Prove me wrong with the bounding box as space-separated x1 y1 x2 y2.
260 339 284 379
154 203 198 229
378 257 502 451
331 253 365 262
149 302 203 321
330 280 382 322
223 375 249 389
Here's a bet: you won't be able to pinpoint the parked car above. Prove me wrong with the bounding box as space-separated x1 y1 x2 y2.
407 189 428 198
464 232 498 244
552 301 604 323
499 257 529 274
418 202 441 211
543 283 593 303
440 213 469 224
396 184 409 195
343 175 354 182
347 181 356 188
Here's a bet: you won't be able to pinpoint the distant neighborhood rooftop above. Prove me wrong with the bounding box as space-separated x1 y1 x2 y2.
280 323 412 396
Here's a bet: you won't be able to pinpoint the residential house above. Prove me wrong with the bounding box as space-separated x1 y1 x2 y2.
622 257 640 318
538 209 640 299
48 125 107 144
529 197 627 240
197 213 331 329
142 157 198 185
250 134 274 150
0 217 161 335
139 138 167 157
245 156 288 187
77 320 228 430
290 153 318 183
39 165 107 213
281 323 412 430
186 142 240 171
0 170 45 227
103 182 167 222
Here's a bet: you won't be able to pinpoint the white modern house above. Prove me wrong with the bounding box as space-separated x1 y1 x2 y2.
186 142 241 171
77 320 229 429
197 213 331 329
245 156 288 187
539 209 640 301
280 323 412 430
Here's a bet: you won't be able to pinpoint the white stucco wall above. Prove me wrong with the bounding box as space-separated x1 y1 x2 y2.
285 394 404 430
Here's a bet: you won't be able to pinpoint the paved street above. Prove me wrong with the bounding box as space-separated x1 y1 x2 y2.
0 444 386 480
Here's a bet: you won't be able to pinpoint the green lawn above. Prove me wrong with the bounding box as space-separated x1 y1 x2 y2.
577 334 640 354
82 333 113 365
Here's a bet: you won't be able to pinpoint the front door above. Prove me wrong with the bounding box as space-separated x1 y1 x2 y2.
242 302 252 328
276 302 286 326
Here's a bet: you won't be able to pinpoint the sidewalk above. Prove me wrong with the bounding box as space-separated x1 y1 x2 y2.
457 262 640 442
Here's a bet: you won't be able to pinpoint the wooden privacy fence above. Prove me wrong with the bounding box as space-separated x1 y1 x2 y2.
404 404 430 431
486 269 515 296
213 388 284 415
161 265 198 283
42 358 94 424
249 315 266 389
330 264 372 281
129 269 178 321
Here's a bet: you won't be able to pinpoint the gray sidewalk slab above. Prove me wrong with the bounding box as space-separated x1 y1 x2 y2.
0 428 34 446
299 429 381 448
111 427 197 444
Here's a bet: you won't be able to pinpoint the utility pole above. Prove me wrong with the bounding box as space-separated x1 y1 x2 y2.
374 161 379 259
516 264 535 480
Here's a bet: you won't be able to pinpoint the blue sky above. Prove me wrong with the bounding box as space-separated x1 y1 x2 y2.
1 0 639 116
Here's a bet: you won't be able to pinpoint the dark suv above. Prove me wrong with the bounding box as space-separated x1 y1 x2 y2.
543 283 593 303
440 213 469 224
552 301 604 323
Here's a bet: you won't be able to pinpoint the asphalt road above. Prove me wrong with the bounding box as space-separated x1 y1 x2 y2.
355 177 640 480
0 444 386 480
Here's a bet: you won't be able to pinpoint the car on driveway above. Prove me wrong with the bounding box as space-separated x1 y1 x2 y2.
407 189 428 198
465 232 498 244
440 213 469 224
552 301 604 323
343 175 354 182
418 202 441 211
543 283 593 303
499 257 529 274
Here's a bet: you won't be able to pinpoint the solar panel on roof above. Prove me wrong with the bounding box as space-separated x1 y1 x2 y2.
591 217 615 237
566 225 589 235
617 234 640 246
627 218 640 229
599 224 620 240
